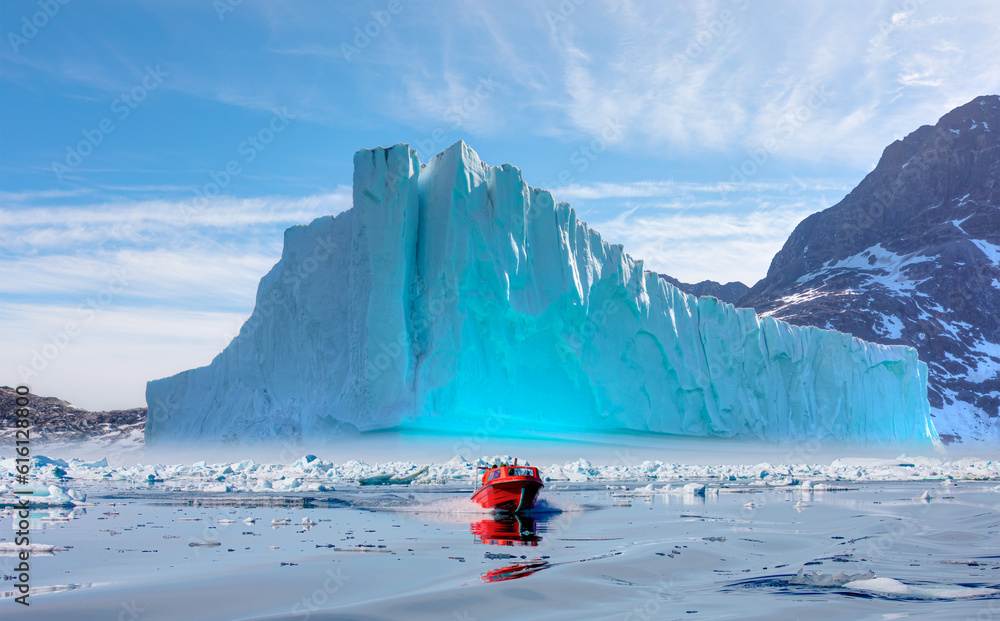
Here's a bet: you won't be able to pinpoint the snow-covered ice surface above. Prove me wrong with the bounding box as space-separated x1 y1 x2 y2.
147 142 936 447
1 462 998 620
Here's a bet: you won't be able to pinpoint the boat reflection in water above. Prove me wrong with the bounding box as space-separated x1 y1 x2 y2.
472 514 550 583
471 513 540 546
481 560 550 583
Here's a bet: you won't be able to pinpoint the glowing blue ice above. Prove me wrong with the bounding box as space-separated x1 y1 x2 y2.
146 142 937 446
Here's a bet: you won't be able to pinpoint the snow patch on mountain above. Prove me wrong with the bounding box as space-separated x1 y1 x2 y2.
970 239 1000 264
797 244 936 295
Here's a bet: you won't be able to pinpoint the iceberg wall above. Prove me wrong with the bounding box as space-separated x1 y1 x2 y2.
146 142 938 446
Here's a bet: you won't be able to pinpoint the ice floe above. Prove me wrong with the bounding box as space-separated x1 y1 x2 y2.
0 453 996 495
843 577 999 599
0 482 86 506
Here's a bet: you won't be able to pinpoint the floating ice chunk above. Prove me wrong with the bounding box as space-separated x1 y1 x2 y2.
188 541 221 548
243 517 256 524
682 483 706 496
273 478 303 491
790 569 875 587
217 519 236 525
69 457 109 468
2 484 86 506
357 465 429 486
920 491 932 501
0 542 70 555
843 577 999 599
232 459 257 472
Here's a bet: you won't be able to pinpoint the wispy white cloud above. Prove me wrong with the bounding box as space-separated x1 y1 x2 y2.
535 1 1000 165
1 190 356 409
1 192 352 316
0 188 94 202
591 203 820 286
1 303 250 410
0 249 278 311
550 179 851 201
1 190 351 250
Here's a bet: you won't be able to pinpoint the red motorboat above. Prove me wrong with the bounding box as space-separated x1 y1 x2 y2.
472 459 543 513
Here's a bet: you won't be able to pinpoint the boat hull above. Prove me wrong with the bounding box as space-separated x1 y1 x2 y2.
471 479 542 513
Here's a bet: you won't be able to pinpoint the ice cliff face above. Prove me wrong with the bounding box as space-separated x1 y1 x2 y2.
146 142 937 446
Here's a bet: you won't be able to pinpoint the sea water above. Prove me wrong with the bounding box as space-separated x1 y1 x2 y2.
2 479 998 620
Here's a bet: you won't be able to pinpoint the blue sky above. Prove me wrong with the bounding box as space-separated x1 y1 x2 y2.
2 0 998 409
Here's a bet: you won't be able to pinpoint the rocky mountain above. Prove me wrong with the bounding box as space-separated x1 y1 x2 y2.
658 274 749 305
659 274 750 305
0 386 146 442
740 95 1000 443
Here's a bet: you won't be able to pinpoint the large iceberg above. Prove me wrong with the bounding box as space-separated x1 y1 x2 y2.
146 142 937 446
